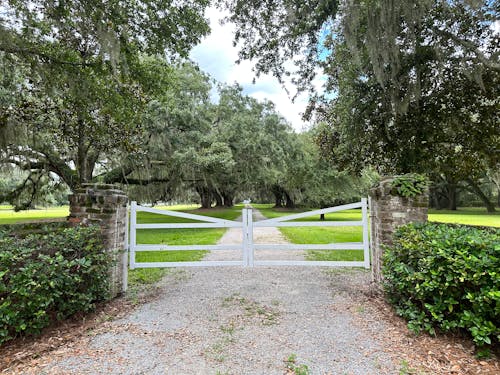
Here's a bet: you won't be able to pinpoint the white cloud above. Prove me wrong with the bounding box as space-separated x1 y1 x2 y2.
493 20 500 35
190 7 313 132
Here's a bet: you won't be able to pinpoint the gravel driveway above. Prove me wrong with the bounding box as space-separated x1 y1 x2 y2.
19 210 399 374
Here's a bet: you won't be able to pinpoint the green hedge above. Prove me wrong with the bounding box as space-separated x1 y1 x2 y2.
383 222 499 351
0 225 112 344
0 222 69 239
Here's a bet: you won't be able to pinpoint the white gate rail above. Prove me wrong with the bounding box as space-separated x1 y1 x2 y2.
129 202 247 269
252 198 370 268
129 199 370 269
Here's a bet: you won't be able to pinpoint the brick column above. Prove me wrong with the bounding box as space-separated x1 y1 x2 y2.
369 177 428 284
68 184 128 297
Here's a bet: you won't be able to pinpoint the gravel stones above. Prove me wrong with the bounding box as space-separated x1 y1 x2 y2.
37 267 396 374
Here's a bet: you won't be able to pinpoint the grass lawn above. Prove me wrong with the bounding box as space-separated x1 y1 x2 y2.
0 205 69 224
256 204 500 262
428 208 499 227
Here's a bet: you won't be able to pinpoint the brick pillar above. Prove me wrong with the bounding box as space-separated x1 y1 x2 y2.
369 177 428 284
68 183 128 297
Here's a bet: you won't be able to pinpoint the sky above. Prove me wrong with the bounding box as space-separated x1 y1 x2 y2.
189 8 317 133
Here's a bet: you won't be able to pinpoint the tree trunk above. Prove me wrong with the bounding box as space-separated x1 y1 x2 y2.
213 191 223 207
274 194 282 207
466 179 496 213
196 187 212 209
446 183 457 210
222 192 234 207
284 191 295 209
76 119 94 184
272 185 283 208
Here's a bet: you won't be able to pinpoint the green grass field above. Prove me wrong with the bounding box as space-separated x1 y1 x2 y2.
428 208 500 227
0 205 69 224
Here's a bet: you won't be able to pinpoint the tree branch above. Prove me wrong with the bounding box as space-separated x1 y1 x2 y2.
0 43 99 68
432 26 500 71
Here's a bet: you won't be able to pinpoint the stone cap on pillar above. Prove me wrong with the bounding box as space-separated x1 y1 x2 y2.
73 183 128 196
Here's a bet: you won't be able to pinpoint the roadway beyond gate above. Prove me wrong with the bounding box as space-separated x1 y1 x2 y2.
129 199 370 270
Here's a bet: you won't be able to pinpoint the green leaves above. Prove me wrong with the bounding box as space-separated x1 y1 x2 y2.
383 223 500 353
0 225 111 344
391 174 428 198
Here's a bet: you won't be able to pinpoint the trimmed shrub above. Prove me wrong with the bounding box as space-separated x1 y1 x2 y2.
0 225 112 344
0 222 69 240
383 222 499 350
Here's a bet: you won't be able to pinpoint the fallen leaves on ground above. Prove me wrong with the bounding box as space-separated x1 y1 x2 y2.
0 285 164 374
347 285 499 375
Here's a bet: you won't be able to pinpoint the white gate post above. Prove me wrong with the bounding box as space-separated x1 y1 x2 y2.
129 201 137 270
247 207 254 267
242 208 249 267
361 198 370 269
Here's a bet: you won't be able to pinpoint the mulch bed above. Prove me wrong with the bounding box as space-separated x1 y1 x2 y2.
352 289 500 374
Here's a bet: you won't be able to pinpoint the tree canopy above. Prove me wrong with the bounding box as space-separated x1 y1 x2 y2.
224 0 500 211
0 0 210 208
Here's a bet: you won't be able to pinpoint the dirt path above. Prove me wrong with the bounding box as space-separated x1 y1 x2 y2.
204 208 305 262
12 268 398 375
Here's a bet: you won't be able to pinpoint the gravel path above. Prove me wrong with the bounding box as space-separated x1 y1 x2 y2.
204 209 305 262
18 209 399 374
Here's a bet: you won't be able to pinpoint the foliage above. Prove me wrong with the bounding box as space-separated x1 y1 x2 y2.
0 169 69 209
0 222 68 239
225 0 499 211
285 353 310 375
0 1 210 206
224 1 498 95
0 225 112 344
383 223 500 351
316 17 499 175
391 174 428 198
132 76 300 208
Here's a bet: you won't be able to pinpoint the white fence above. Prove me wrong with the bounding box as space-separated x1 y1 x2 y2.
252 199 370 268
128 198 370 269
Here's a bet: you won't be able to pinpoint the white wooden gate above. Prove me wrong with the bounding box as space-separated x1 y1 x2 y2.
128 199 370 269
129 202 250 268
251 199 370 268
